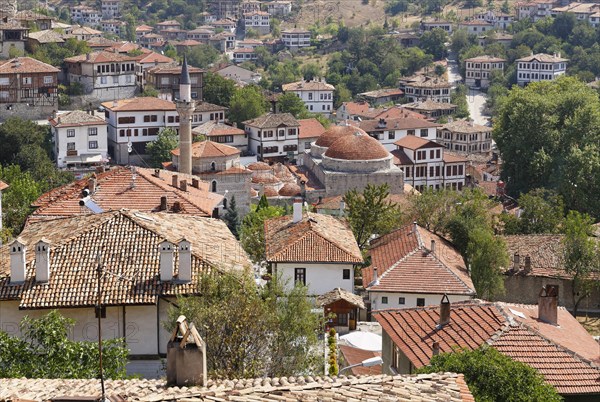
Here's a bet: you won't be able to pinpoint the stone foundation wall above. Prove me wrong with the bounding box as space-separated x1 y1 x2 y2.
0 103 57 122
323 170 404 197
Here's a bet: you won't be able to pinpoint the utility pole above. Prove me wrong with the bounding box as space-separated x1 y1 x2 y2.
96 252 105 402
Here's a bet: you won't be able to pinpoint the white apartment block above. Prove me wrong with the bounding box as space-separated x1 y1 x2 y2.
464 55 506 89
64 51 138 102
359 117 441 151
243 113 300 161
458 20 494 35
232 47 258 63
420 20 453 33
100 20 126 36
399 76 452 103
551 3 600 27
267 1 292 16
101 0 121 20
516 0 555 21
282 80 335 115
70 6 102 26
516 53 567 86
281 29 311 50
475 11 514 30
244 11 270 35
50 110 109 170
392 136 467 192
437 120 493 154
101 97 180 165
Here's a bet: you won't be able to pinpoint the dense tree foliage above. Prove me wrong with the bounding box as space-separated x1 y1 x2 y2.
494 77 600 218
203 72 237 107
31 38 91 67
146 127 178 168
239 196 285 263
0 310 128 379
344 184 404 252
418 347 562 402
185 44 221 69
170 271 323 378
228 85 269 127
222 196 241 239
501 189 565 235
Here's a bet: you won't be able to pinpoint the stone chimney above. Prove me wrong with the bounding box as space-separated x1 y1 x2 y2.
9 238 26 283
292 197 303 223
160 195 168 211
524 256 532 273
88 177 97 194
159 240 174 281
191 178 200 189
432 341 440 357
513 253 520 271
154 168 160 178
372 267 379 285
538 285 558 325
430 239 436 255
178 239 192 282
438 294 451 327
180 179 187 192
172 174 179 188
35 239 50 283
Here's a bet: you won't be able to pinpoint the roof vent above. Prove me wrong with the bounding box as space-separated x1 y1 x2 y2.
9 238 26 284
178 239 192 282
35 240 51 283
538 285 558 325
159 240 174 282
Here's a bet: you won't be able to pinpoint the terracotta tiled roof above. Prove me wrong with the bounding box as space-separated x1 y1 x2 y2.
403 99 457 112
339 346 382 375
375 300 600 395
443 151 469 163
29 167 222 221
324 131 389 161
101 97 176 112
517 53 568 63
341 101 371 116
282 80 335 92
359 88 404 98
136 24 153 32
394 135 444 150
194 102 227 113
171 140 240 158
391 149 413 165
359 117 440 133
502 235 567 278
298 118 326 139
363 224 474 295
251 173 280 184
315 194 410 213
71 26 103 35
247 161 272 171
146 63 204 75
265 212 363 263
192 121 245 137
134 51 174 64
0 211 249 309
465 55 506 63
0 57 59 74
443 120 491 134
49 110 106 128
28 30 65 44
64 50 137 64
0 180 8 191
0 373 475 401
278 182 301 197
243 113 299 128
372 107 427 121
317 288 366 309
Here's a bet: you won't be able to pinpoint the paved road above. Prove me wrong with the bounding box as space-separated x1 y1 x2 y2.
446 55 462 87
466 88 490 127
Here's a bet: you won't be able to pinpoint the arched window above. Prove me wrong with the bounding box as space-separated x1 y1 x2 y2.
211 180 217 192
210 161 216 171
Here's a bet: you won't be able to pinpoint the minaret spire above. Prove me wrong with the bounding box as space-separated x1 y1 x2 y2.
176 55 195 175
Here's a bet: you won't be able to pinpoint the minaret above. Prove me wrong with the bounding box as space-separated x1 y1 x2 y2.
176 55 195 175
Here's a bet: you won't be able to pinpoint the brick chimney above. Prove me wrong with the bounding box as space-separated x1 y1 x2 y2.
538 285 558 325
438 294 451 327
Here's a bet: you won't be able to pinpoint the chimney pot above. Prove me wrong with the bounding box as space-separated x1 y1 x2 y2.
513 253 520 270
438 294 451 326
432 341 440 357
292 197 303 223
430 239 436 254
178 239 192 282
413 221 418 233
154 168 160 177
538 285 558 325
159 240 174 281
180 179 187 192
35 240 50 283
172 174 179 188
88 177 96 194
524 256 531 273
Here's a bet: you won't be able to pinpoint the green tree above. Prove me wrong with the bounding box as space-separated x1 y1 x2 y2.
14 144 73 191
445 189 494 255
0 165 41 238
169 271 323 378
223 196 241 239
301 63 321 81
515 189 565 234
501 0 510 13
494 77 600 217
145 127 178 168
185 44 220 68
32 38 91 67
451 84 470 119
240 200 284 263
562 210 600 316
0 117 50 164
344 184 404 252
277 92 308 118
228 85 268 127
0 310 128 379
419 28 448 60
410 188 461 234
418 347 562 402
203 72 237 107
333 83 353 108
467 228 508 299
141 85 159 97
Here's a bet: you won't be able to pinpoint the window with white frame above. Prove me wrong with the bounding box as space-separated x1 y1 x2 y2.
67 129 75 137
67 142 76 150
89 141 98 149
22 77 32 85
88 127 98 136
43 76 53 84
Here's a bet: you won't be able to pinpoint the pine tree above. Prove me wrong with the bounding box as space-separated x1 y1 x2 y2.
223 196 241 239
